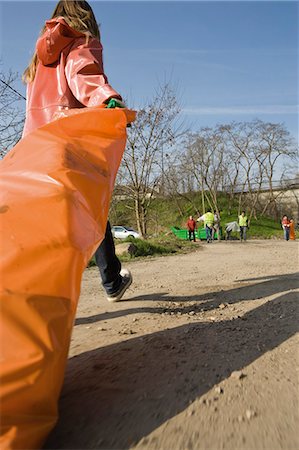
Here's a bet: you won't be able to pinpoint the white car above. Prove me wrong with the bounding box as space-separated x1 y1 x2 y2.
111 226 140 239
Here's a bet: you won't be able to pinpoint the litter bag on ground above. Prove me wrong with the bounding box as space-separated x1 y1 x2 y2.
0 107 135 449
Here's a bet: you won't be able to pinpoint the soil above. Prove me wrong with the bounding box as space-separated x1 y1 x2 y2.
44 239 299 450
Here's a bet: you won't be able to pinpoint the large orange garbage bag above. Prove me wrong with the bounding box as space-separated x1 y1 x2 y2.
0 107 135 449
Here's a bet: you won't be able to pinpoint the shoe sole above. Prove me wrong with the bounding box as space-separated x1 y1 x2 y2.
107 276 132 302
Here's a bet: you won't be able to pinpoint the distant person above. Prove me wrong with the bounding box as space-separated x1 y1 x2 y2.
238 211 248 241
187 215 197 242
22 0 132 302
289 218 296 240
198 210 214 243
281 215 291 241
225 221 239 240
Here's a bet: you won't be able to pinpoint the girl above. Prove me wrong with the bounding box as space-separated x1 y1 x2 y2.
23 0 132 302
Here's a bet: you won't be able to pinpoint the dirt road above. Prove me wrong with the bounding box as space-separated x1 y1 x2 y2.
45 240 299 450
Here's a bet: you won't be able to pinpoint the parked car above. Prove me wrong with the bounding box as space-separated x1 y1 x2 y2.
111 226 140 239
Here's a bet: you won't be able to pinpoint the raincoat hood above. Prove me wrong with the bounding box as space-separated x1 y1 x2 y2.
23 16 121 138
36 17 85 65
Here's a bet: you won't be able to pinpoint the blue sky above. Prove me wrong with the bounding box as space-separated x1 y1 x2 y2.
0 0 298 140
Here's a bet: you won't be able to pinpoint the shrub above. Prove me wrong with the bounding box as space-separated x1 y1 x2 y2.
122 237 174 257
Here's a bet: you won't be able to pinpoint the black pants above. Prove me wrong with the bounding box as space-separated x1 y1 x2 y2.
188 230 196 241
94 221 122 295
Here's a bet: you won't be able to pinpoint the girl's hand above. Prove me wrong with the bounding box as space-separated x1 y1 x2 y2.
105 98 126 109
105 97 132 127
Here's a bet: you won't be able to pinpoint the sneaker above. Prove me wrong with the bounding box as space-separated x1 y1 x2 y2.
106 269 132 302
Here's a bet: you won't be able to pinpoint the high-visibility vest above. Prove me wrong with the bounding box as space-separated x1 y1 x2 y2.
204 212 214 227
239 215 247 227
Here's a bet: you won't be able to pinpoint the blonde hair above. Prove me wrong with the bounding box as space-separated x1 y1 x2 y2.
23 0 100 83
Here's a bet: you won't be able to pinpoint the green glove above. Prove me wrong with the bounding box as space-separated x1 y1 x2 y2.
105 98 126 109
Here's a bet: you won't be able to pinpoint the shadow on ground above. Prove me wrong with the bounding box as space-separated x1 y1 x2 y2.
44 278 298 449
75 272 298 325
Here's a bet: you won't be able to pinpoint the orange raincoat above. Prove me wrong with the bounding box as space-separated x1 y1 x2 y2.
23 17 122 137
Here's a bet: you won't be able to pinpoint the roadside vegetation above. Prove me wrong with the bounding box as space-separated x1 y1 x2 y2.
88 234 197 266
88 214 296 267
119 234 198 260
110 192 291 241
87 192 297 266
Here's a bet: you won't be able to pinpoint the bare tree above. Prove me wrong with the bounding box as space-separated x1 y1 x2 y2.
183 128 227 216
161 159 187 218
113 110 297 231
173 120 297 221
161 138 203 217
219 122 258 215
0 69 25 158
117 83 183 237
255 120 297 218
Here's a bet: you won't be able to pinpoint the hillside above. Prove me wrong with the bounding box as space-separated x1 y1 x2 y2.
109 193 290 240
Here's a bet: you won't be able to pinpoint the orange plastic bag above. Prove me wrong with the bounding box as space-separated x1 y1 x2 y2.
0 107 135 449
